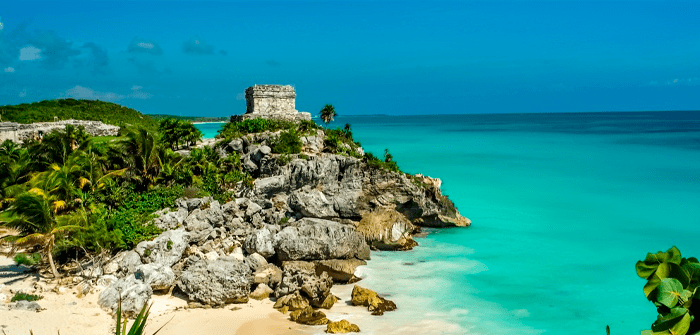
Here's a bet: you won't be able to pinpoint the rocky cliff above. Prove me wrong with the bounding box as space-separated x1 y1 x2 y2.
95 126 469 323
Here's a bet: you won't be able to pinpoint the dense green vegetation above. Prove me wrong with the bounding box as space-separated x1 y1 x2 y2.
0 118 252 274
13 252 42 266
158 118 202 150
636 246 700 335
217 118 319 141
0 99 159 133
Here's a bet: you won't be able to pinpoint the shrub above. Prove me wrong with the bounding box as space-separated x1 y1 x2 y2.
13 253 42 267
270 129 302 155
279 217 290 225
278 153 292 166
636 246 700 335
365 152 399 172
11 292 43 302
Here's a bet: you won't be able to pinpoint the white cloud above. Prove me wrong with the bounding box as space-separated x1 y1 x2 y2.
131 85 143 91
64 85 153 101
65 85 125 101
19 46 42 61
19 89 27 98
4 67 14 73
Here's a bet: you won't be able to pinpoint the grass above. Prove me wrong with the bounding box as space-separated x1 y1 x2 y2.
14 253 42 266
11 292 43 302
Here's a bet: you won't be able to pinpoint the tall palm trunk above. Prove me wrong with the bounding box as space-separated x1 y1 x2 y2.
46 235 59 278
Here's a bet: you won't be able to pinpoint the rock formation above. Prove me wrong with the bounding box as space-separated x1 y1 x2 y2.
0 119 119 143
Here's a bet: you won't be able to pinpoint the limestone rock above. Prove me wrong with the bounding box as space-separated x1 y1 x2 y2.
350 285 396 316
357 207 418 251
152 207 188 230
326 319 360 333
244 253 268 272
273 291 310 311
244 228 275 258
274 218 370 261
98 274 153 317
276 261 334 308
118 251 143 275
135 263 175 291
177 258 251 306
135 229 190 268
250 283 273 300
314 259 367 283
289 188 338 218
253 264 283 287
289 306 329 325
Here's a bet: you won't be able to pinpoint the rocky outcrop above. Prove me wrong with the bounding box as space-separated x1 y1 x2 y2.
274 218 370 261
177 258 251 306
350 285 397 316
98 274 153 316
0 119 120 143
289 306 330 325
314 259 366 283
326 320 361 333
273 291 310 312
276 261 334 308
357 207 418 251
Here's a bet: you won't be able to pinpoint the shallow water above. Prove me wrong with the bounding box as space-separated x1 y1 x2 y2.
197 112 700 334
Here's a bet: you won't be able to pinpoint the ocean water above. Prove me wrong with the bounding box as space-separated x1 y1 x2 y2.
197 112 700 334
194 122 226 139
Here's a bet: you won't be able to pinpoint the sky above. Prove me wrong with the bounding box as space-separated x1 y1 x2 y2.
0 1 698 116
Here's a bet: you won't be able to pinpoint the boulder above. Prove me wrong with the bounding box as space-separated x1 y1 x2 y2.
118 251 143 275
253 264 283 287
249 283 273 300
356 207 418 251
350 285 396 316
273 291 310 311
177 258 251 306
326 320 360 333
274 218 370 261
152 207 188 230
135 229 190 268
228 138 244 154
254 176 287 195
135 263 175 291
183 210 215 244
314 259 367 283
244 228 275 258
289 188 338 218
98 274 153 317
289 306 330 325
244 253 268 272
276 261 334 308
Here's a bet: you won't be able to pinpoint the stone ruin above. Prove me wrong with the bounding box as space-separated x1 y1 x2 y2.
231 85 311 122
0 119 120 143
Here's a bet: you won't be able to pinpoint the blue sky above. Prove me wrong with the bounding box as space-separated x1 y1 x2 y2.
0 1 698 116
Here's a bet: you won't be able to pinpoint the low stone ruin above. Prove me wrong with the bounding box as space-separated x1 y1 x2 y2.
0 119 120 143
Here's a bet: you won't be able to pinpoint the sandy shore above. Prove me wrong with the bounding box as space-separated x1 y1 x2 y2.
0 256 305 335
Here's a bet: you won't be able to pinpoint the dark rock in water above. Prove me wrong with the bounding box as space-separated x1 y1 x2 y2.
274 218 370 261
177 258 251 306
289 306 329 325
350 285 397 316
326 319 361 333
402 262 415 266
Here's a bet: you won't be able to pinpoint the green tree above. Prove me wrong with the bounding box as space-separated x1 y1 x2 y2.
319 104 337 126
384 148 393 163
118 128 162 189
1 191 82 278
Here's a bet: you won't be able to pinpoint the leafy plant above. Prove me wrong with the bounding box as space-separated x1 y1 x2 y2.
115 297 167 335
636 246 700 335
11 292 43 302
278 153 292 166
13 253 42 266
319 104 337 125
270 128 302 155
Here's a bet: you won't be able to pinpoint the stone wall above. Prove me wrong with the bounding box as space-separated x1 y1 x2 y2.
233 85 311 122
0 119 120 143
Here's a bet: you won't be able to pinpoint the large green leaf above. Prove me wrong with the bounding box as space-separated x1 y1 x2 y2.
652 307 688 332
639 260 661 279
657 278 684 308
646 275 663 299
656 262 691 289
669 313 691 335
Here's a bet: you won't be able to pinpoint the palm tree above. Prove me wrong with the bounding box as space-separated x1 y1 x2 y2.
118 128 162 188
384 148 393 163
1 191 82 278
319 104 337 126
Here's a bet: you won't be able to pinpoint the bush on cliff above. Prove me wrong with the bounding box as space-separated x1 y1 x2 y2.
636 246 700 335
270 128 302 154
217 118 320 140
364 152 399 172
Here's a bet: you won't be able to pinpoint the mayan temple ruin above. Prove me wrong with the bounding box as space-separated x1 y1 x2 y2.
232 85 312 121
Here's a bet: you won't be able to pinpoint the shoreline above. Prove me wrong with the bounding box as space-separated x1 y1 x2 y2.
191 121 227 124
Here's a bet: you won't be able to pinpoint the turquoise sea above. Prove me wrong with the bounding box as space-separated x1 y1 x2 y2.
196 112 700 334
